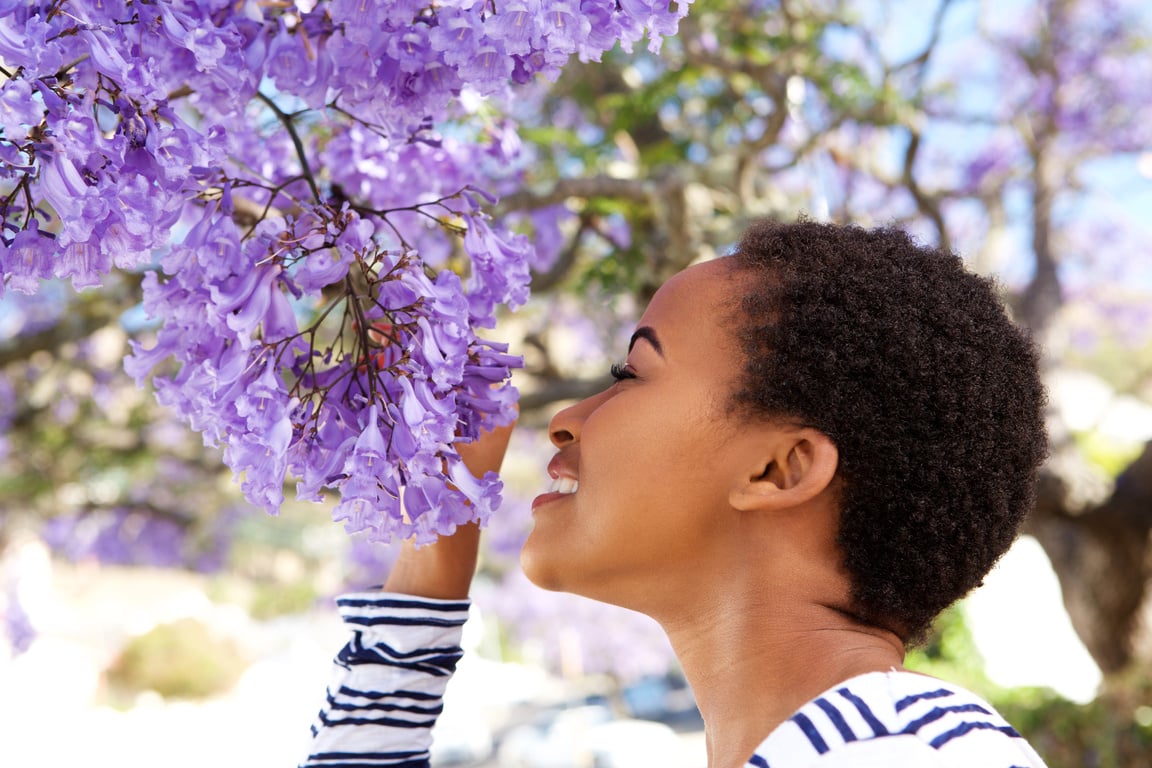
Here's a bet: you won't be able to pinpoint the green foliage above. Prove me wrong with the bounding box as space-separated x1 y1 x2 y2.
106 618 246 701
995 673 1152 768
248 579 320 620
907 605 1152 768
1074 430 1146 479
905 603 994 695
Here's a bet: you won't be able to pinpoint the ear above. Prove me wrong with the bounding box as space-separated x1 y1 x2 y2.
729 427 839 512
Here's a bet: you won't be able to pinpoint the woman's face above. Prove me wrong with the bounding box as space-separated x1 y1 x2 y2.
521 258 760 613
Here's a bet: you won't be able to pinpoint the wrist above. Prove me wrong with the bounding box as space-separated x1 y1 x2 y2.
382 522 481 599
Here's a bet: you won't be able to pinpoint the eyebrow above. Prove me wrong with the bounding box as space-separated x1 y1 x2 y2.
628 326 664 356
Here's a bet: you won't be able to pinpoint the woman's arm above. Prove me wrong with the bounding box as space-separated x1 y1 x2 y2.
300 421 514 768
384 420 515 600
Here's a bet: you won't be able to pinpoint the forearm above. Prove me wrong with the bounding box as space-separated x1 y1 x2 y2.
383 522 481 600
302 420 513 765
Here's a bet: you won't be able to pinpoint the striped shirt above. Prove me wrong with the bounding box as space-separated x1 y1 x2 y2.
301 593 470 768
301 593 1048 768
749 671 1048 766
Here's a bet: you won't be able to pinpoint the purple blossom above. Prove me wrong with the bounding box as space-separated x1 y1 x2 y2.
37 153 110 246
294 409 358 503
0 11 63 77
3 223 54 295
462 214 533 323
487 2 540 57
102 171 184 269
578 1 632 60
387 26 436 74
56 240 111 291
158 3 231 71
329 0 385 46
515 205 576 272
541 1 591 56
397 374 457 446
462 45 517 90
231 431 291 515
429 11 485 69
270 29 335 110
0 79 41 143
618 0 686 52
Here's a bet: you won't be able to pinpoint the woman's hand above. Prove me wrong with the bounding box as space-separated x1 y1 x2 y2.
383 419 515 600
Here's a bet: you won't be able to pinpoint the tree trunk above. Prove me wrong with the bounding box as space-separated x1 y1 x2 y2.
1025 441 1152 673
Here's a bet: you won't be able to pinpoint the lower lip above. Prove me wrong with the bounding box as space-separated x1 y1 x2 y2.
531 491 573 512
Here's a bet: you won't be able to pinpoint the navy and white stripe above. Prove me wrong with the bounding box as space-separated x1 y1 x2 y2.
300 593 470 768
300 598 1046 768
748 671 1048 766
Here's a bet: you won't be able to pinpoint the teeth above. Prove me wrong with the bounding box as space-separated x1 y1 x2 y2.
549 476 579 494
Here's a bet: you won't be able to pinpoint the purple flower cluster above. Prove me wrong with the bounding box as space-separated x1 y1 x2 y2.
312 0 689 133
124 192 520 543
40 506 238 572
41 509 188 569
0 1 692 541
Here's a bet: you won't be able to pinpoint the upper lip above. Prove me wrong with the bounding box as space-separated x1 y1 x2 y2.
547 452 578 483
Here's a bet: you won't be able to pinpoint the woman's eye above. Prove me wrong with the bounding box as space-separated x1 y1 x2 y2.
609 363 637 381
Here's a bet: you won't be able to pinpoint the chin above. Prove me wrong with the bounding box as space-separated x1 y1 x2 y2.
520 539 637 614
519 536 567 592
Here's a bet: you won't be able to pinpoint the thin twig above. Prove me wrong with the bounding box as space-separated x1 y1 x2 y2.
257 90 322 203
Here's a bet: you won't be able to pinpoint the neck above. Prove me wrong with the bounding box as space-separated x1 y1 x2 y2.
660 594 906 768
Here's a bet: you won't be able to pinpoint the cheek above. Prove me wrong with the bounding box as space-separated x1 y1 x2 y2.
582 397 722 512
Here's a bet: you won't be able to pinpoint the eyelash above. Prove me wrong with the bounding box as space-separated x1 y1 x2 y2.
609 362 637 381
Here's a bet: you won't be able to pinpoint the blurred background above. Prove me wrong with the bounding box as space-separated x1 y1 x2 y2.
2 0 1151 766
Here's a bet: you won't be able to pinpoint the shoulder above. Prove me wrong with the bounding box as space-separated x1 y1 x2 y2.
748 671 1048 768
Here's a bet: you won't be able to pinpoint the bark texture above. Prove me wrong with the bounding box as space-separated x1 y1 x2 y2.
1026 442 1152 672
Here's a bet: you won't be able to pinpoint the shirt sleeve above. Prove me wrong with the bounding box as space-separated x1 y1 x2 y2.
299 592 471 768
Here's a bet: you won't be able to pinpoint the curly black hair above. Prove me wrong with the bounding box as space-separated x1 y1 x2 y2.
729 219 1047 643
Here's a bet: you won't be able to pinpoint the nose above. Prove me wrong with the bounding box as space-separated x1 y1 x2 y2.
548 388 610 448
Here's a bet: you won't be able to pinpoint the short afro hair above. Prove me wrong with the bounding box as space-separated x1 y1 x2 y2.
729 219 1047 642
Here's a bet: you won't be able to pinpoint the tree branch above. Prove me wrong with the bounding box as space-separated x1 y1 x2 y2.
1013 1 1063 336
902 130 952 254
1016 147 1062 334
496 175 654 213
257 91 322 203
527 214 590 294
893 0 955 86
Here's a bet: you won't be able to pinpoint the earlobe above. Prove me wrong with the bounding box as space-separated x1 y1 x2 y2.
729 429 839 512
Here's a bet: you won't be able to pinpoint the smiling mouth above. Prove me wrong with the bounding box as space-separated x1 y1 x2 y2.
548 476 579 494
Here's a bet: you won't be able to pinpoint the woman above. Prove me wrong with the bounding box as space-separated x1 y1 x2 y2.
301 220 1050 767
